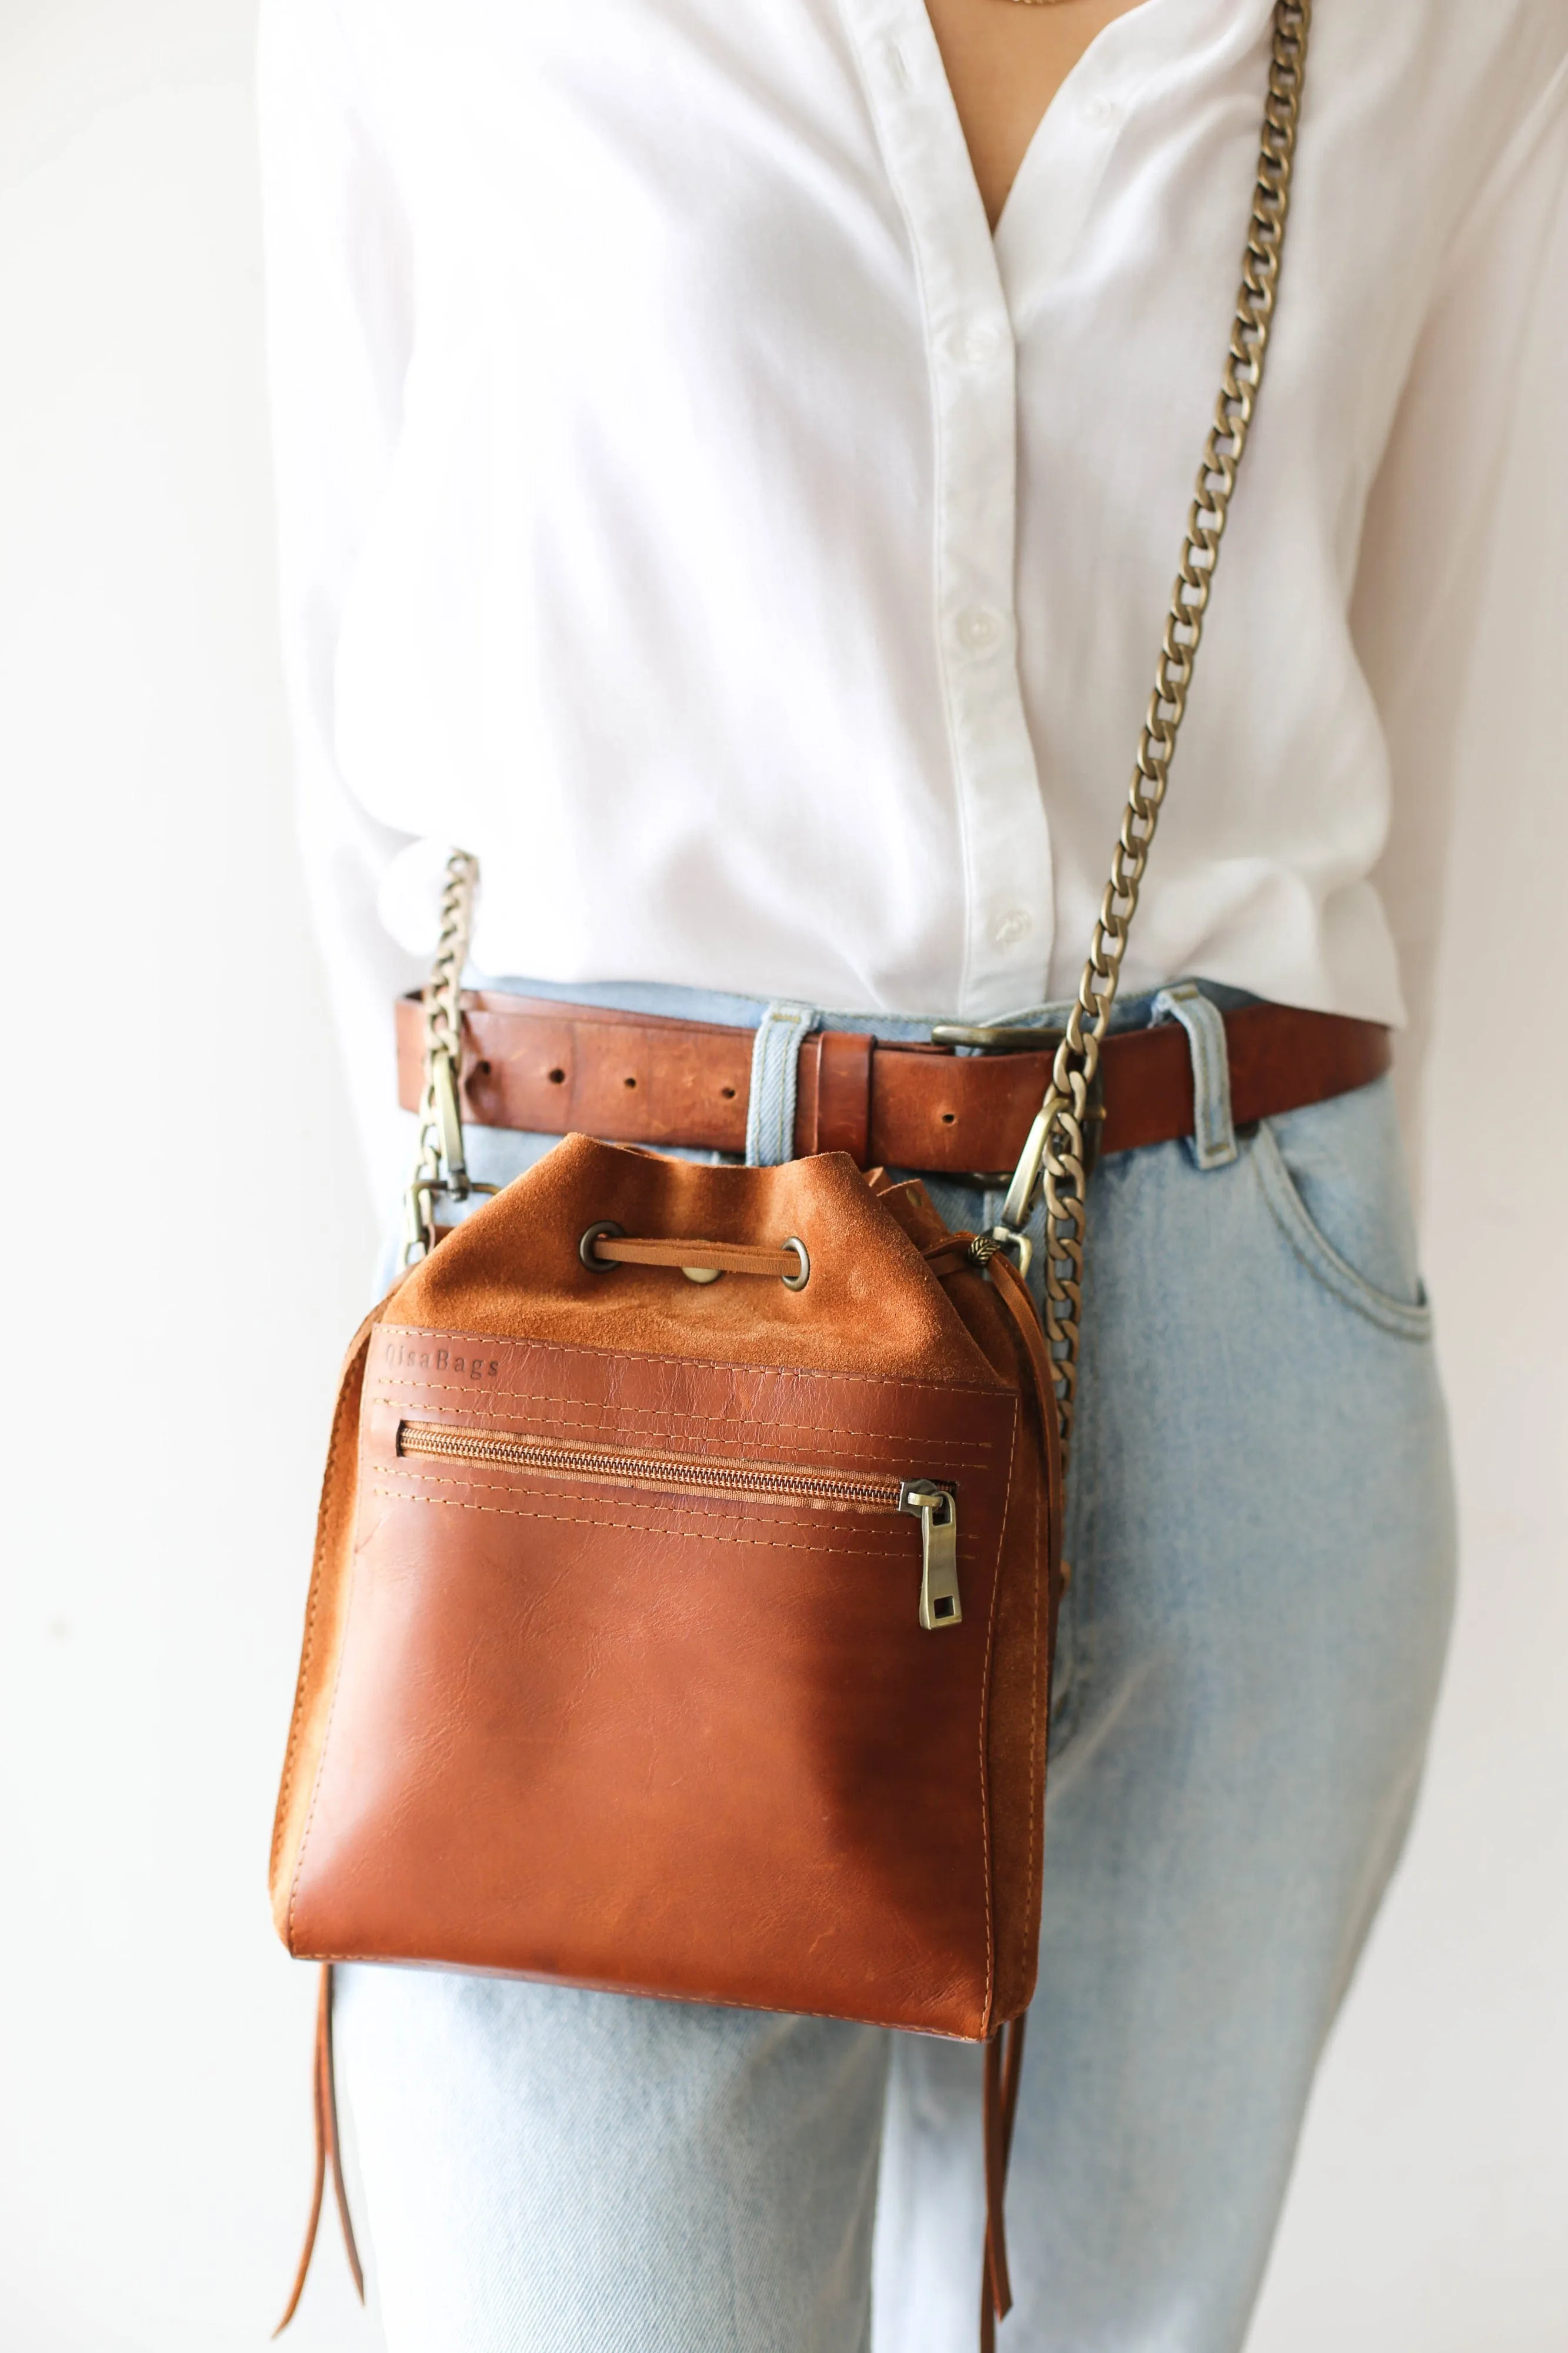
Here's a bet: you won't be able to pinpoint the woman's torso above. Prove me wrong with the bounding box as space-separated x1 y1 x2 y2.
262 0 1566 1023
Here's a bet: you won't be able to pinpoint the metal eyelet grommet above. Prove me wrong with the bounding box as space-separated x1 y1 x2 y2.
780 1236 810 1291
579 1219 625 1271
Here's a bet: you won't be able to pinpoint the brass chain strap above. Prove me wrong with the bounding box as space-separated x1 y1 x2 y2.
989 0 1312 1468
402 848 487 1263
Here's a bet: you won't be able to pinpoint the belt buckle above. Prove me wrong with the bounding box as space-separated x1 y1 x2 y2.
929 1022 1064 1055
930 1024 1070 1200
940 1026 1106 1254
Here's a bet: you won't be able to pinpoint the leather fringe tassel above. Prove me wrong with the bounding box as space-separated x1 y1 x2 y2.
274 1964 365 2334
979 2012 1028 2353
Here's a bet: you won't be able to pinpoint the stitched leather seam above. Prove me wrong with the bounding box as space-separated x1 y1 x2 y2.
368 1487 924 1559
286 1379 371 1949
272 1337 363 1891
1024 1430 1040 1984
976 1401 1018 2035
281 1327 393 1948
369 1386 998 1466
371 1382 1004 1453
377 1325 1009 1401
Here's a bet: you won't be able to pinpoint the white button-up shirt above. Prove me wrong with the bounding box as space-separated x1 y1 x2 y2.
257 0 1567 1152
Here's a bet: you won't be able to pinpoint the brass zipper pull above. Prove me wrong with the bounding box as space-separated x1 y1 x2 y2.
899 1482 962 1630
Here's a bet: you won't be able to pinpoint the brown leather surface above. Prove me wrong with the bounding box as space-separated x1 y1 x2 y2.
881 1182 1060 2028
271 1136 1058 2041
270 1315 380 1938
396 991 1391 1172
814 1029 875 1164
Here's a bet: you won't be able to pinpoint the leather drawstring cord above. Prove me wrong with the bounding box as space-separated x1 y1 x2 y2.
980 2014 1029 2352
274 1964 364 2334
583 1233 805 1278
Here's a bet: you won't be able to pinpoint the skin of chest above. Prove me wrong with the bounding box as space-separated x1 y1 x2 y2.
925 0 1150 223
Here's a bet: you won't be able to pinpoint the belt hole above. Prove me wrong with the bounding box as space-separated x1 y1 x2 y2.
623 1075 638 1089
940 1111 955 1125
547 1067 566 1085
720 1085 736 1099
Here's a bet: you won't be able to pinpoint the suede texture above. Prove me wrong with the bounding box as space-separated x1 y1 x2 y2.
396 1136 1003 1390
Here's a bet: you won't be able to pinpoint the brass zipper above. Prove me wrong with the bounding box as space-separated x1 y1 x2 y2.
398 1421 898 1505
395 1421 963 1629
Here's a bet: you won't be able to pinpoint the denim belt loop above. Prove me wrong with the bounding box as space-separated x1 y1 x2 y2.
745 1002 820 1166
1151 982 1238 1171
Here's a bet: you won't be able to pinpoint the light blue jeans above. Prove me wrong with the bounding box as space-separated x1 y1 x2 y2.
335 977 1455 2353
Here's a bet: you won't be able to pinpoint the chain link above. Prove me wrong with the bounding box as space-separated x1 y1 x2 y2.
402 849 482 1264
1006 0 1312 1467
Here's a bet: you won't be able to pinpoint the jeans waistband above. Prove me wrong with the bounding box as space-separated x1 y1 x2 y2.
470 970 1260 1042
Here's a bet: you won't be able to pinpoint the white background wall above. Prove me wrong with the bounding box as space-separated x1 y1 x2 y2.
0 6 1562 2349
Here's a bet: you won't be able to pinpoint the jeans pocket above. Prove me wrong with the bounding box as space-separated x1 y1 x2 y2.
1249 1077 1433 1341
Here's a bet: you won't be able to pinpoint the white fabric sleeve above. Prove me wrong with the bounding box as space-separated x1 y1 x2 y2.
257 0 422 1204
1355 61 1568 1176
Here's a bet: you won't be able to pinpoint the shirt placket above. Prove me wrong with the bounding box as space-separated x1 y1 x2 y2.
841 0 1055 1019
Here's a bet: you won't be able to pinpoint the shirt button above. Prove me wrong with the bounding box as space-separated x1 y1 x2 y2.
883 39 912 91
951 322 1003 368
991 909 1033 948
956 605 1007 654
1077 89 1123 129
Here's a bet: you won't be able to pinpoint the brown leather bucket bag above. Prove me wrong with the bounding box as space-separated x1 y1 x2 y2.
273 1143 1060 2039
272 1144 1057 2334
269 11 1310 2341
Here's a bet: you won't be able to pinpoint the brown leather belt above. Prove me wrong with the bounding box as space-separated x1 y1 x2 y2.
398 989 1390 1176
